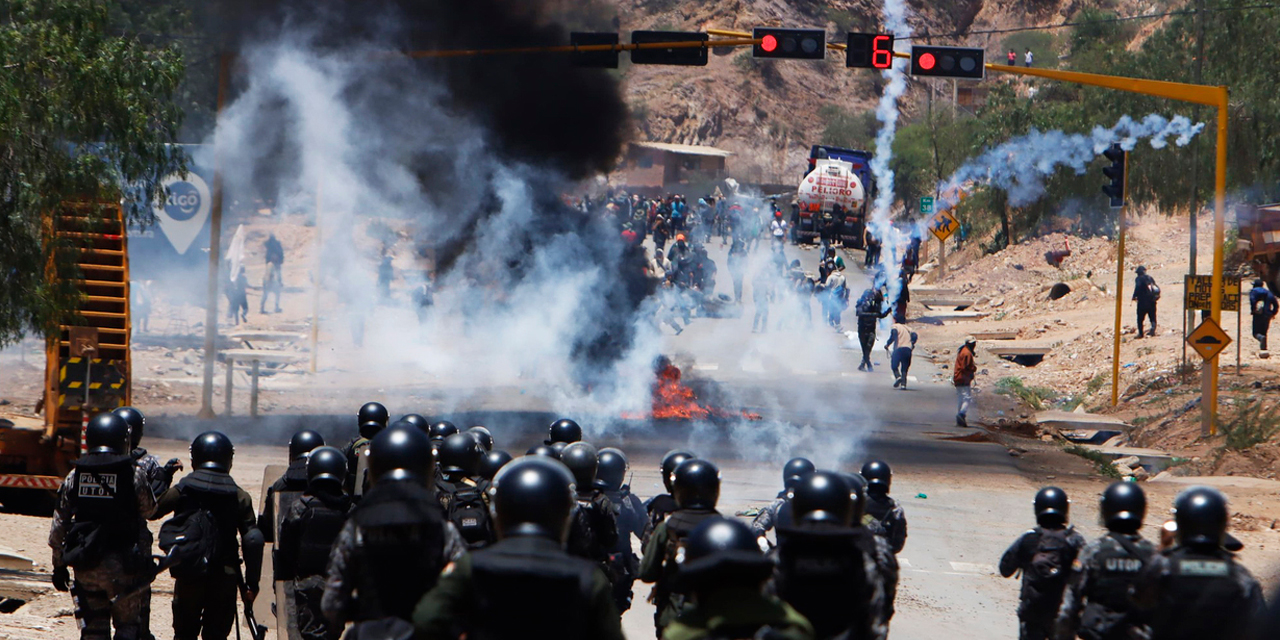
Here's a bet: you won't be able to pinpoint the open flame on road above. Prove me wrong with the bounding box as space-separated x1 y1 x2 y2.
622 359 762 422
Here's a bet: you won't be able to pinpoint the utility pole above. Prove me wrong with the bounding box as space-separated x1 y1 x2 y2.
1183 0 1206 377
198 53 232 419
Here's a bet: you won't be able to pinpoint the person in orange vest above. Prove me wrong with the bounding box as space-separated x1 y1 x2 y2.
953 336 978 427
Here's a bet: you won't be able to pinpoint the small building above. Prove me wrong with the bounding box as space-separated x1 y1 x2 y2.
613 141 732 195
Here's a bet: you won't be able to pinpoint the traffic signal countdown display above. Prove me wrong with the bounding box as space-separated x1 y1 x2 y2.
1101 144 1127 208
752 28 825 60
847 33 894 69
910 45 985 79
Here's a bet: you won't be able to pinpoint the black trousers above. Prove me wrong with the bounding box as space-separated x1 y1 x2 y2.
859 328 876 365
1253 314 1271 347
1136 303 1156 335
172 570 239 640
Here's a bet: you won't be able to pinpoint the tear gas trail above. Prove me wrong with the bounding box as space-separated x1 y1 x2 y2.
936 114 1206 210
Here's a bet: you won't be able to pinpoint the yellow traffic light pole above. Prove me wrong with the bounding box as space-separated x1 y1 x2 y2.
982 63 1228 435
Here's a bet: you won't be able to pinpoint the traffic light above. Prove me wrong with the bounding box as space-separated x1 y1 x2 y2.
752 28 826 60
909 45 985 79
1101 143 1127 208
630 31 709 66
846 33 894 69
570 32 618 69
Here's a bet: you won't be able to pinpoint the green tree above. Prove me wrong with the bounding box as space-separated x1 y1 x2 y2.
0 0 186 345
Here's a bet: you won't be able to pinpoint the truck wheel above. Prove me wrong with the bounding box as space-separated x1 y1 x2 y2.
0 488 56 516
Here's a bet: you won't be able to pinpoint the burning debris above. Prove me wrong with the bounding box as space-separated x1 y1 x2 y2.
624 357 761 422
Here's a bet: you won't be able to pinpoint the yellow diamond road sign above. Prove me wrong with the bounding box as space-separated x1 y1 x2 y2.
928 209 959 242
1186 317 1231 361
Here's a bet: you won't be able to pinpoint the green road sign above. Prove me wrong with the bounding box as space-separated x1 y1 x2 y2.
920 196 935 214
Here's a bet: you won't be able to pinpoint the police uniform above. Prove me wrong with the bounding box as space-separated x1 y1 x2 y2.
568 487 619 564
638 507 721 634
435 476 496 549
772 522 886 640
750 490 791 538
412 535 624 640
153 470 263 640
1000 526 1088 640
49 455 157 640
276 486 351 640
340 437 370 496
865 492 908 555
1053 532 1156 640
663 586 814 640
642 493 678 545
1130 545 1265 640
603 484 648 613
131 446 175 640
320 479 467 627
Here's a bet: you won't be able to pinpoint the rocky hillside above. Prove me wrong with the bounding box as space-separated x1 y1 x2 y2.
607 0 1164 185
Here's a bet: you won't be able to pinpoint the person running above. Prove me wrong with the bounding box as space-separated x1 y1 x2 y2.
954 336 978 427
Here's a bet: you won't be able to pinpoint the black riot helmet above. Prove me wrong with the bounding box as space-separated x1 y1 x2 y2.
358 402 389 429
782 457 816 491
549 441 569 459
1100 481 1147 534
306 446 347 489
398 413 430 432
478 450 514 481
191 431 235 472
560 442 599 493
86 412 131 455
861 460 892 496
368 425 434 485
677 517 772 590
111 406 146 449
359 420 384 440
466 426 494 452
661 450 696 493
1173 486 1229 549
1034 486 1071 528
595 448 628 491
428 421 459 442
792 471 854 526
288 429 325 460
527 444 559 459
672 459 720 510
546 418 583 445
840 472 869 523
438 433 482 479
491 456 577 542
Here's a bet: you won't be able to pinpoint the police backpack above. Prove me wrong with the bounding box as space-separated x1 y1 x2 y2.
159 507 222 579
445 487 493 548
1026 528 1073 606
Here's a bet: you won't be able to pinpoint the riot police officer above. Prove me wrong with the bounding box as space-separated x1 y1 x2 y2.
466 426 493 452
546 418 583 445
321 426 467 635
752 457 814 538
772 471 885 640
49 412 158 640
1054 482 1156 640
435 433 495 548
153 431 264 640
113 406 181 497
477 450 513 481
276 447 351 640
527 444 560 459
597 447 648 613
562 443 620 574
398 413 429 433
1000 487 1087 640
861 460 908 554
342 401 389 495
841 471 900 625
666 517 814 640
113 405 178 640
643 449 696 544
261 429 325 548
411 456 624 640
428 420 458 444
1131 486 1265 640
639 458 723 636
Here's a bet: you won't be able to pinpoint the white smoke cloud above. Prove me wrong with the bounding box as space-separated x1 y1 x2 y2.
937 114 1206 210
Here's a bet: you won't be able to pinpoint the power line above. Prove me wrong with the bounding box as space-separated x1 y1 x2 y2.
898 3 1279 40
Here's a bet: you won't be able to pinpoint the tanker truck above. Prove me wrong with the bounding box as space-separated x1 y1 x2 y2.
793 145 874 247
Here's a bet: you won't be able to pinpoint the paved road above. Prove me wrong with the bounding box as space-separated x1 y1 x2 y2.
148 237 1045 639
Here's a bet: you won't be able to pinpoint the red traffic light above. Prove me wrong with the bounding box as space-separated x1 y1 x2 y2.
919 52 936 70
761 34 778 52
